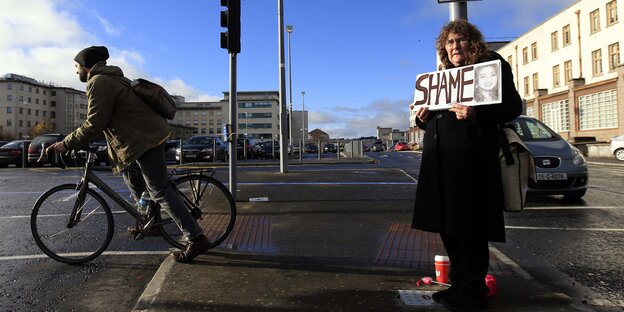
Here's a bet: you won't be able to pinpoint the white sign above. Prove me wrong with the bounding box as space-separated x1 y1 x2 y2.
411 60 502 111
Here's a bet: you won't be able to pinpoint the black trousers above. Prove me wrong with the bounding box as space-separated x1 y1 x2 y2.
440 232 490 297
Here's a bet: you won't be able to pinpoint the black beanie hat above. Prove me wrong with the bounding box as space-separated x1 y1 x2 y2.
74 46 109 68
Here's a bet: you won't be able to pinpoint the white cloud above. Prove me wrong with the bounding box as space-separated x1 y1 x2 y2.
0 0 219 101
310 98 412 139
97 15 123 36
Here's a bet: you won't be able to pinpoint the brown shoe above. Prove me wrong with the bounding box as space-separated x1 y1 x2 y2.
171 235 211 263
127 224 160 237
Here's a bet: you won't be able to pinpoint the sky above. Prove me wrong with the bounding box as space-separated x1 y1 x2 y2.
1 0 575 138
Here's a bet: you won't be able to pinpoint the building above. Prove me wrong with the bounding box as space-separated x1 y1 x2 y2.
497 0 623 143
290 109 309 144
377 126 406 146
0 73 87 140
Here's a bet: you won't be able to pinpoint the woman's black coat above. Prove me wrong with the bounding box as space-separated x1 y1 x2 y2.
411 52 522 242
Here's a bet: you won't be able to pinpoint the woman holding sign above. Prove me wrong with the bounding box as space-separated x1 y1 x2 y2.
411 20 522 310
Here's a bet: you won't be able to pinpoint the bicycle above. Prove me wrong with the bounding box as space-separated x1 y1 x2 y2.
30 146 236 264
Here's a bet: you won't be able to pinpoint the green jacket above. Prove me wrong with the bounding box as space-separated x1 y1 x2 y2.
63 62 171 174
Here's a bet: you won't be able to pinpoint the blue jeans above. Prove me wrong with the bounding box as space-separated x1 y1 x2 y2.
122 143 203 240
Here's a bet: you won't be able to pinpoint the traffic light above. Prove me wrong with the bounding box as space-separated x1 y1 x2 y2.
220 0 240 54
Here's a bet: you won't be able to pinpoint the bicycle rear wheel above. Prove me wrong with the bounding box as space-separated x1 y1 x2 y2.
31 184 114 264
159 175 236 250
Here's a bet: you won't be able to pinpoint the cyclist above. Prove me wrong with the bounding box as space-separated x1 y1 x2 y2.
47 46 209 263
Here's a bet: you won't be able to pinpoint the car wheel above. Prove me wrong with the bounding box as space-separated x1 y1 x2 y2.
615 148 624 161
564 190 586 199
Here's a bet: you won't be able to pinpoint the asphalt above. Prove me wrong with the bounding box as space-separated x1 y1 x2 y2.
130 154 624 312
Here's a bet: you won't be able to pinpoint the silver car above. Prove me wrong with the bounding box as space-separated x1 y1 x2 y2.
611 134 624 161
508 116 588 199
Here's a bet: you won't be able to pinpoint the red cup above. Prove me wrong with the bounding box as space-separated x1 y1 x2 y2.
434 255 450 284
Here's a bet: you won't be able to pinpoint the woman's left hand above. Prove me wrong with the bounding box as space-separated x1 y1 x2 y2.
449 103 474 121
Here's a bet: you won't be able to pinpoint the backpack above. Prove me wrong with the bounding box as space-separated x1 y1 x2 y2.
107 75 177 120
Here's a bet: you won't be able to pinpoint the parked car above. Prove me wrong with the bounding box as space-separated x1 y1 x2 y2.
323 143 337 153
89 139 109 166
611 134 624 161
237 138 257 159
508 116 588 199
305 143 319 154
255 140 281 159
289 142 301 155
28 134 72 166
371 140 385 152
176 136 227 162
165 139 181 162
393 142 411 151
0 140 31 167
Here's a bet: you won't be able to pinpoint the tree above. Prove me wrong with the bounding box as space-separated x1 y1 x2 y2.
31 119 56 137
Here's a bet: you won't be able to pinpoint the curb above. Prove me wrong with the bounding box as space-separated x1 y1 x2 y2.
132 255 175 312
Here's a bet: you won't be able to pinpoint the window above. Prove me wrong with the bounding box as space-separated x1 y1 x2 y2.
6 107 12 114
590 9 601 33
522 47 529 64
551 31 559 51
523 76 530 96
6 95 12 101
542 100 570 132
532 73 539 90
50 101 56 107
7 83 12 90
592 49 603 76
579 90 618 130
608 43 620 71
6 120 11 127
531 42 538 60
564 60 573 82
507 55 513 68
553 65 561 88
607 0 618 26
50 112 55 118
563 25 571 46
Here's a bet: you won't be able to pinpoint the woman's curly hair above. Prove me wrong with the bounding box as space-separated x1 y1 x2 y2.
436 20 492 69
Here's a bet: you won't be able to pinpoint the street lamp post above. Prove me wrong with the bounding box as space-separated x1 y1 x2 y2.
286 25 293 145
301 91 305 152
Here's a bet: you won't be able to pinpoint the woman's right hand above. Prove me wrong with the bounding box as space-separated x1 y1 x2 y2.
414 106 430 123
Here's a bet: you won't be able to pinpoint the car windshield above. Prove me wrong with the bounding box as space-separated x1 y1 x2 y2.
186 137 214 145
509 118 557 141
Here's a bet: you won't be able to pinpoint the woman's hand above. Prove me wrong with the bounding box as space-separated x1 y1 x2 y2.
413 105 430 123
449 103 474 121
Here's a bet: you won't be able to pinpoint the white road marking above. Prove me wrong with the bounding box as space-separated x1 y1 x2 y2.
506 225 624 232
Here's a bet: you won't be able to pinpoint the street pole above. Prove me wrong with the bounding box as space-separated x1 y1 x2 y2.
228 53 238 200
449 1 468 21
278 0 289 172
301 91 305 152
286 25 293 146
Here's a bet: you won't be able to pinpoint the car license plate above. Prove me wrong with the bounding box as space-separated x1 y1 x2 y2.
186 154 196 158
537 172 568 180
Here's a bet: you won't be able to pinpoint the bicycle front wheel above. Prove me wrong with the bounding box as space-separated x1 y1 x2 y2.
159 175 236 250
31 184 114 264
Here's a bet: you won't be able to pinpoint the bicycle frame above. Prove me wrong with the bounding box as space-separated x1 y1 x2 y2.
70 152 151 227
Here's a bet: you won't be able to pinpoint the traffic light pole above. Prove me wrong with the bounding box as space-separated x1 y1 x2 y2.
228 53 238 200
